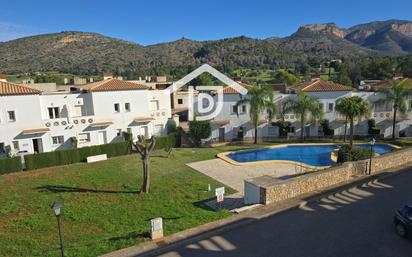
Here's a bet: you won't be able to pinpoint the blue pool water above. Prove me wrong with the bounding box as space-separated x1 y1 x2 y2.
226 144 395 167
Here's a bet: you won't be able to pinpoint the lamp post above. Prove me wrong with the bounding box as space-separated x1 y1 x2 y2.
51 202 64 257
368 138 376 175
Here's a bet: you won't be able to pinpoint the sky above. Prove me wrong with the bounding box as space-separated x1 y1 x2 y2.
0 0 411 45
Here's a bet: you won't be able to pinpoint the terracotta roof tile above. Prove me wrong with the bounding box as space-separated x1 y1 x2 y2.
221 82 251 94
0 81 40 96
288 80 353 92
369 78 412 89
78 79 149 92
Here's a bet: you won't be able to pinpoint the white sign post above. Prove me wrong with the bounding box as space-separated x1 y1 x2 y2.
215 187 225 209
150 217 163 240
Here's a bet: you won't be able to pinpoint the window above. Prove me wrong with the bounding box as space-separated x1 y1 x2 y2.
328 103 334 112
241 104 247 114
177 98 183 105
8 111 16 122
231 105 237 114
114 103 120 113
288 127 295 133
150 100 159 111
78 133 90 143
12 141 19 151
117 129 122 137
125 103 131 112
48 107 60 119
52 136 64 145
0 143 4 153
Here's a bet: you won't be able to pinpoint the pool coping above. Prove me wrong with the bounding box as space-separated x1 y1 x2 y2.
217 142 400 170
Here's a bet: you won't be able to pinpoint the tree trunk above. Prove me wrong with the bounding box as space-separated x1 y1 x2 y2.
392 107 397 140
254 125 258 144
300 115 305 140
141 156 150 193
349 118 354 148
343 117 348 142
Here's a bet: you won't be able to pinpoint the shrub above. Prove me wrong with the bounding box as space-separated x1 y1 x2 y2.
24 141 131 170
337 145 374 163
70 137 78 148
320 119 334 136
0 157 22 174
273 121 291 137
175 127 182 147
188 120 211 146
151 133 178 150
166 118 177 134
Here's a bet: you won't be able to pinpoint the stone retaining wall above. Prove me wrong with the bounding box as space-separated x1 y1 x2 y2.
259 147 412 204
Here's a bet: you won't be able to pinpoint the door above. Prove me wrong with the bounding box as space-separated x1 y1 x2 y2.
305 126 311 138
98 131 107 145
140 126 149 138
219 127 225 142
32 138 44 153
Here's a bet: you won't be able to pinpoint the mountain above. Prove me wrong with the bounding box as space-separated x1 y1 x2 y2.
345 19 412 54
0 20 411 75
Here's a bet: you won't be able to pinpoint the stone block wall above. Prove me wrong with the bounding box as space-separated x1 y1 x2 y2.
260 147 412 204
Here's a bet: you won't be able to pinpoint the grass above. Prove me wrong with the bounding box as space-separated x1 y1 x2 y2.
0 147 251 257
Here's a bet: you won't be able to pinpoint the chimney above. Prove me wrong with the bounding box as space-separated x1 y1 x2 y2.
103 72 113 80
0 73 7 82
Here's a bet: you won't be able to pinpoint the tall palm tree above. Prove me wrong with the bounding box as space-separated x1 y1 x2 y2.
284 91 323 139
334 97 352 142
335 96 369 148
375 79 412 140
236 86 276 144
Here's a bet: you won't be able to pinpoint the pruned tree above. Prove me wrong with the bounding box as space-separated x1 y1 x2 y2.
133 135 156 193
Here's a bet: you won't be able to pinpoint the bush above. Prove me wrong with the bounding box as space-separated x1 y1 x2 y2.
320 119 334 136
24 141 131 171
0 157 22 174
273 121 291 138
166 118 177 134
337 145 374 163
151 133 178 150
70 137 78 148
188 120 211 146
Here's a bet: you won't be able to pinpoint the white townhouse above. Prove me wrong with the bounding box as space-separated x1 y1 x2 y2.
206 78 412 142
0 78 173 156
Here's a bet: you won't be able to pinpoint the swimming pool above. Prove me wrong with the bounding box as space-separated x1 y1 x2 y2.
221 143 396 168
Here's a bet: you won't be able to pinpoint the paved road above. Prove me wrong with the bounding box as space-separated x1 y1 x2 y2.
154 170 412 257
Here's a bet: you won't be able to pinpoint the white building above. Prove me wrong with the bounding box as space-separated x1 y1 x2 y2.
0 78 173 156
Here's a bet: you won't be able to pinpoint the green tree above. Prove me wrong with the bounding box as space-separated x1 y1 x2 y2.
375 79 412 140
284 91 323 139
273 70 301 86
335 96 369 148
188 120 211 146
235 86 276 144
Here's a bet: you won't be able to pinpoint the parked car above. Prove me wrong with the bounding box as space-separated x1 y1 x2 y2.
394 204 412 238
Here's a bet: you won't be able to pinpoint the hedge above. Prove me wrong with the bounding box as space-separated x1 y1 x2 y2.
0 156 23 174
24 141 131 171
337 145 374 163
150 133 178 150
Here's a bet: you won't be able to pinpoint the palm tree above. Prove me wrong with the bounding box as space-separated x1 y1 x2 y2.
335 96 369 148
284 91 323 139
235 86 276 144
334 97 352 142
375 79 412 140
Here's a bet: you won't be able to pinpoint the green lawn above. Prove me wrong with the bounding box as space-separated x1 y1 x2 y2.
0 147 254 257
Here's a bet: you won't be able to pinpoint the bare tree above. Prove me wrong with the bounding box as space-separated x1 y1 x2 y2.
133 135 156 193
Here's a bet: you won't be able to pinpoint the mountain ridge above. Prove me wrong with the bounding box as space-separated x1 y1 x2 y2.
0 19 411 74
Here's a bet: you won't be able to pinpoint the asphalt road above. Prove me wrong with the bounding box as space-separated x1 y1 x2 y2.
154 169 412 257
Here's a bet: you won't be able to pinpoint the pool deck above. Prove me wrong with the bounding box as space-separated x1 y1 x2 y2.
187 159 309 195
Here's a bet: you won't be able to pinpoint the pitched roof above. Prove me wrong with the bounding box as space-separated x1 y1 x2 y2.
221 82 251 94
0 81 40 96
78 79 149 92
288 80 353 92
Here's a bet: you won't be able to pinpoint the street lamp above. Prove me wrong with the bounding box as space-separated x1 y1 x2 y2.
368 138 376 175
51 202 64 257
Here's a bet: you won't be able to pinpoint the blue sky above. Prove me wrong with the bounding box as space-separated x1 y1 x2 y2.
1 0 411 45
